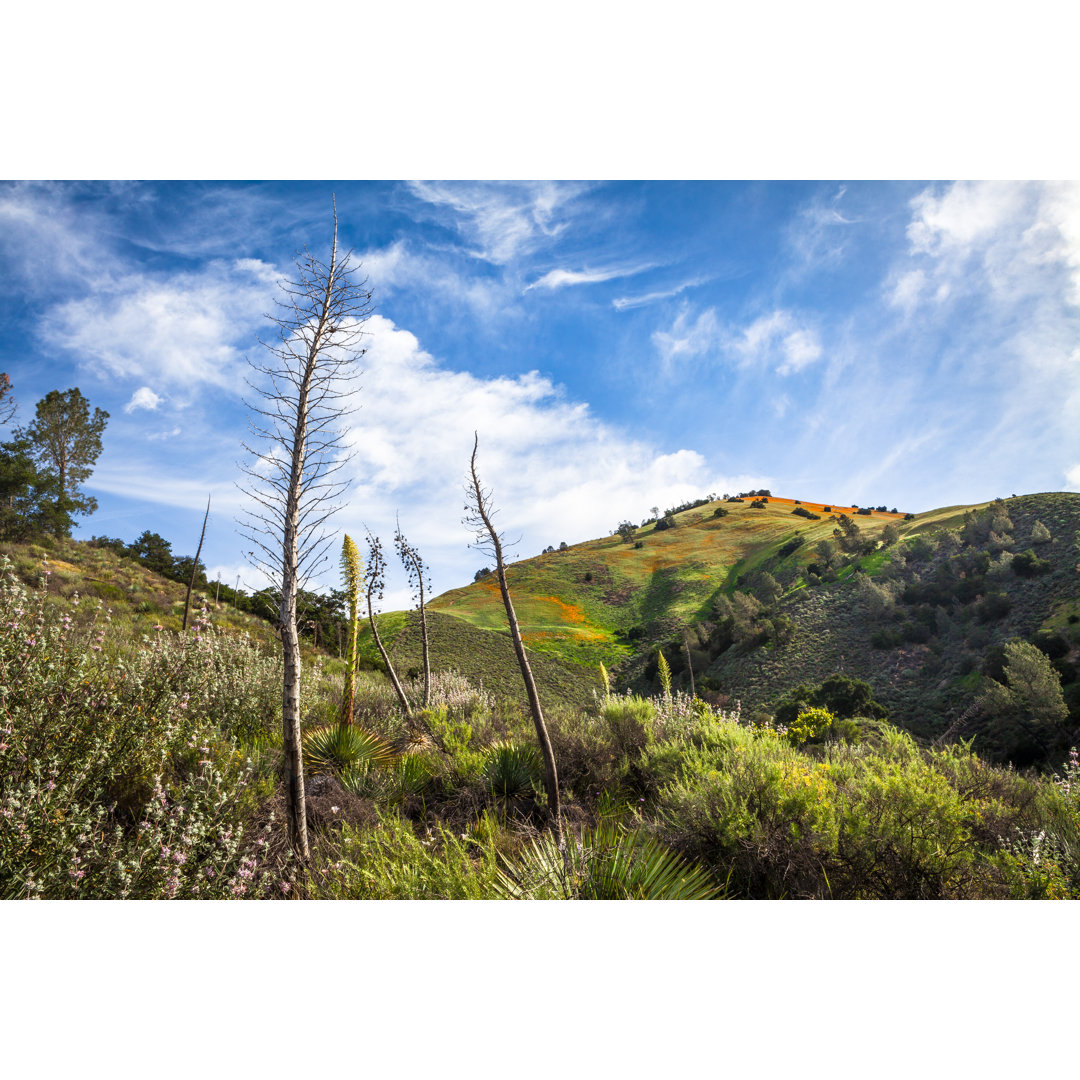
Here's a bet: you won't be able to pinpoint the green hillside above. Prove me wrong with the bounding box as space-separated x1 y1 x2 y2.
429 494 913 667
400 492 1080 764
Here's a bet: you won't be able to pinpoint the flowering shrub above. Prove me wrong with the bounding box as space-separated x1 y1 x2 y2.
786 706 835 746
0 559 282 899
422 670 493 719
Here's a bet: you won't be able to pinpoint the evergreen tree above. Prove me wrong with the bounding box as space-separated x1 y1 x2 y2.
15 388 108 522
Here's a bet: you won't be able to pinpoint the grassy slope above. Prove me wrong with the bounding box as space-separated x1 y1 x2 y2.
428 495 913 669
0 537 293 658
706 492 1080 737
404 492 1080 743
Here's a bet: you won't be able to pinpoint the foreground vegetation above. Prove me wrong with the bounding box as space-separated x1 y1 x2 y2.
5 552 1079 900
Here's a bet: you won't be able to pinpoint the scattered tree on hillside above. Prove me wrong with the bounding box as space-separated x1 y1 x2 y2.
15 388 108 522
615 520 636 543
394 517 432 708
128 530 176 576
833 513 862 553
238 201 373 860
978 641 1068 762
465 433 563 851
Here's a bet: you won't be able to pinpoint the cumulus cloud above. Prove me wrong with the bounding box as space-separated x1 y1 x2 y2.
233 314 750 592
124 386 162 413
901 181 1080 308
1066 464 1080 490
42 258 281 395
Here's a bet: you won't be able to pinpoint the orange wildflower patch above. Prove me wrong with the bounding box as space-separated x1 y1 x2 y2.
539 596 587 623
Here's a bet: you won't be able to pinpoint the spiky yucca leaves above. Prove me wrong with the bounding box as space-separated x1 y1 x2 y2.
484 740 542 799
302 723 396 777
338 748 437 802
340 534 363 725
494 820 722 900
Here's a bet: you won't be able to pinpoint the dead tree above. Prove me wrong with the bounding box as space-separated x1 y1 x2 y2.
394 516 431 708
182 495 210 632
238 200 373 860
464 433 563 851
363 530 413 719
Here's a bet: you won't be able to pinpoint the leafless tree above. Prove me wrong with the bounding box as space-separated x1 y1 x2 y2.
394 516 431 708
182 495 210 632
238 201 373 860
464 433 564 851
363 529 413 720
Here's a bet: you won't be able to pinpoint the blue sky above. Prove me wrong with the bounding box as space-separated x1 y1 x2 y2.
2 180 1078 606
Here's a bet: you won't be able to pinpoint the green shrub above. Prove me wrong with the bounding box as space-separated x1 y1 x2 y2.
0 559 283 899
309 812 500 899
483 740 541 799
787 706 835 745
494 820 722 899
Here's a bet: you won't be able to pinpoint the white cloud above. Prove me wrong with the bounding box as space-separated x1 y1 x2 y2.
1065 464 1080 490
778 328 822 374
42 258 281 395
524 264 653 292
124 386 162 413
651 305 823 377
358 239 513 321
405 181 591 265
237 314 749 593
651 306 721 371
901 181 1080 309
612 277 707 311
887 268 927 313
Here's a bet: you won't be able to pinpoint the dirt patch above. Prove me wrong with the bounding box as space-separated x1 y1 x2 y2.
602 584 638 606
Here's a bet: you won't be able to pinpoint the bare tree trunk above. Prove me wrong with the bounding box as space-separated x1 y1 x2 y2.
239 199 372 861
182 495 211 632
466 434 563 850
367 591 413 719
395 521 431 708
684 631 695 698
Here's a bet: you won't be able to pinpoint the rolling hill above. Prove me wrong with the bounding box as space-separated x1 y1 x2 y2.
386 491 1080 758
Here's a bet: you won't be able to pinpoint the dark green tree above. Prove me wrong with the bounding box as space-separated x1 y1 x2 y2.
127 531 175 576
0 436 74 539
16 388 108 522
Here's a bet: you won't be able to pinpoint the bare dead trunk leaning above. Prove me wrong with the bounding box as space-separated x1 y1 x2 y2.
182 495 211 632
465 433 564 851
364 530 413 719
394 518 431 708
239 198 373 860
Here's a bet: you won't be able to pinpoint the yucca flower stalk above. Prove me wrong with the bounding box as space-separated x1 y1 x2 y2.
340 534 362 725
599 661 611 698
657 649 672 700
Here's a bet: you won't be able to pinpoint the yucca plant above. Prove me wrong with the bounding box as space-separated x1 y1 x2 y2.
340 534 363 724
484 740 542 800
494 820 722 900
302 723 396 776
